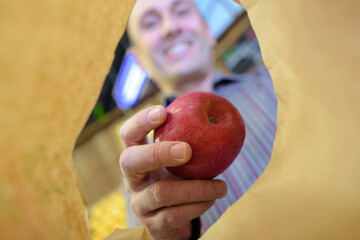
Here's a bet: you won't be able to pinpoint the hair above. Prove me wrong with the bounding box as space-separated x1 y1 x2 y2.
126 0 207 47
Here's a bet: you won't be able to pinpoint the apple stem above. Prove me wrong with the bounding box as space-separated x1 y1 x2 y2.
208 115 218 124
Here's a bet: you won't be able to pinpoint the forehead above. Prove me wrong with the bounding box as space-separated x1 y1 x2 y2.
129 0 197 23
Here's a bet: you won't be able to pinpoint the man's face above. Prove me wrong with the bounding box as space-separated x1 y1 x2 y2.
128 0 216 84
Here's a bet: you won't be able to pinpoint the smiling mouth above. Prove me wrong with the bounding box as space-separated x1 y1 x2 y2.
165 42 191 56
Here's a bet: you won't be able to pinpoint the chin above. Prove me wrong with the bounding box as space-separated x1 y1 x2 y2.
172 64 208 79
153 58 210 84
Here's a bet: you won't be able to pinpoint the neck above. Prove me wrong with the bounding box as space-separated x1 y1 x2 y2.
159 69 216 97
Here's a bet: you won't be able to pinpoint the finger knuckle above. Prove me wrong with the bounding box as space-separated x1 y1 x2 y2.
123 179 132 194
152 181 173 204
129 198 137 213
119 148 131 171
119 124 129 141
162 208 182 229
149 143 162 168
144 209 184 237
130 197 142 216
184 189 192 200
143 219 161 236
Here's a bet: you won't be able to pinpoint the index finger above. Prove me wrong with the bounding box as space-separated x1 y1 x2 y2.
120 141 192 184
120 105 167 147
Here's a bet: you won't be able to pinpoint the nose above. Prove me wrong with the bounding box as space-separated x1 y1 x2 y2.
160 15 181 39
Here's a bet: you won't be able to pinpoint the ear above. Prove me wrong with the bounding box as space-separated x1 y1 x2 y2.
208 30 217 48
205 24 217 48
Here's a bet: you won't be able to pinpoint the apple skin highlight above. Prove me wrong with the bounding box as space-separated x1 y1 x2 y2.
154 91 246 179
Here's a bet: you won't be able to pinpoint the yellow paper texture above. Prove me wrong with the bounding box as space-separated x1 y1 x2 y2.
0 0 135 239
1 0 359 239
104 226 151 240
202 0 360 239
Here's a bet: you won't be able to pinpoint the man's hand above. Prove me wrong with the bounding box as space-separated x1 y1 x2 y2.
119 105 228 240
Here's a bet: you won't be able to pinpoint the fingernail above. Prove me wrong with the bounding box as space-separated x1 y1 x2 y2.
148 107 160 123
170 143 186 161
215 181 227 196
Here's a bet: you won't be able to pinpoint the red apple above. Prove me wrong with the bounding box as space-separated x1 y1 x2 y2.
154 91 246 179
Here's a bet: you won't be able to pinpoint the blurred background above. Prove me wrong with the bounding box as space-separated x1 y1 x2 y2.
72 1 263 239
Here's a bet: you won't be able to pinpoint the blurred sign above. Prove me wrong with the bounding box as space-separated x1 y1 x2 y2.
112 51 148 109
222 26 263 73
194 0 244 38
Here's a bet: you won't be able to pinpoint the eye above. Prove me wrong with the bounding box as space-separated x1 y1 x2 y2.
144 20 158 29
177 7 189 16
141 16 160 30
174 4 191 17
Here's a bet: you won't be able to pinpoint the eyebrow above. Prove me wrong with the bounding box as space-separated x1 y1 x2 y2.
171 0 195 11
140 8 159 21
172 0 193 7
139 0 194 22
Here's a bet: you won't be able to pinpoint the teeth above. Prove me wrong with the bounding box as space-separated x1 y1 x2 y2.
167 43 189 55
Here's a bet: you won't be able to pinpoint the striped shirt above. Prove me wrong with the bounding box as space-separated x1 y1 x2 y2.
200 65 277 232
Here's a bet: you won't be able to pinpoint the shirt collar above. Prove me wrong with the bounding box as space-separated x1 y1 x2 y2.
212 70 241 90
213 70 239 84
163 70 241 106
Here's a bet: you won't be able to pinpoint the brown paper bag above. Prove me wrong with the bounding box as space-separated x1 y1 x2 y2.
104 226 151 240
1 0 359 239
202 0 360 239
0 0 135 239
